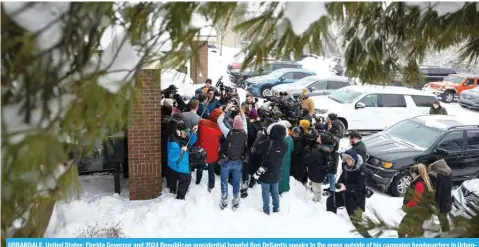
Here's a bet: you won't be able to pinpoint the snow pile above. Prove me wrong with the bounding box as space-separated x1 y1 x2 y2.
283 2 328 36
161 70 197 98
297 57 335 77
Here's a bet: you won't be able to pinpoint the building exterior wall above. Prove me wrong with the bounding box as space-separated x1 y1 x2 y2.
190 41 208 84
127 69 162 200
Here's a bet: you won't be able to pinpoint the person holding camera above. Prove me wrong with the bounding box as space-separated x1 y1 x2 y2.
218 114 248 210
206 87 221 113
290 127 307 185
304 133 334 202
162 112 184 188
326 148 372 238
167 122 198 200
252 124 288 215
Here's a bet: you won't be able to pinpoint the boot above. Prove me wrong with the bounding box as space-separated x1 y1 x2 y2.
232 196 240 211
249 178 256 188
240 189 248 198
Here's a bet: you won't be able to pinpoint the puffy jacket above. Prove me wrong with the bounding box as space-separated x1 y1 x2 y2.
430 106 448 115
352 141 368 164
206 97 221 113
256 125 288 183
304 147 327 183
167 133 198 174
428 159 453 213
197 119 223 163
337 154 367 195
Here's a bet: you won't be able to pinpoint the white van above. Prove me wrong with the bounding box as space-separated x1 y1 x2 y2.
312 85 437 131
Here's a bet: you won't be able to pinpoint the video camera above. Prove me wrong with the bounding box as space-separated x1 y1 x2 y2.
162 85 179 99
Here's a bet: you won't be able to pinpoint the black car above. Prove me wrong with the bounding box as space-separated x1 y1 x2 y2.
363 115 479 197
459 87 479 110
229 61 302 87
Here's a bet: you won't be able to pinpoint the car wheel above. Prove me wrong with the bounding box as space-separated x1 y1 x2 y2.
442 91 454 103
390 171 412 197
261 87 272 97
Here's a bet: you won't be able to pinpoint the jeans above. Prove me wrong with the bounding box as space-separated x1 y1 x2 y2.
261 182 280 213
220 160 242 203
207 162 217 189
327 173 336 192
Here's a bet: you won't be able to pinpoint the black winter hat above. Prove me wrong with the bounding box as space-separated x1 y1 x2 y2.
172 112 184 122
269 124 286 141
319 133 333 145
328 113 338 121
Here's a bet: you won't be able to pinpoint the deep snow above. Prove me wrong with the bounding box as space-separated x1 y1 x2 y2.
46 138 403 238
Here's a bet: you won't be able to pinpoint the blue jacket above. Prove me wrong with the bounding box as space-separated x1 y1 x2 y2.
206 97 221 113
197 103 210 119
167 132 198 174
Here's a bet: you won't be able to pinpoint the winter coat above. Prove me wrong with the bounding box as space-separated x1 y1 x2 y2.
428 159 453 213
403 177 431 208
249 129 268 173
304 147 327 183
321 132 340 175
206 97 221 113
279 135 294 193
256 125 288 184
352 141 368 164
337 154 367 196
182 111 201 129
291 136 306 182
217 113 248 138
197 119 223 163
197 103 210 119
331 119 346 138
221 129 247 161
161 116 177 163
167 133 198 174
302 97 315 116
247 121 262 149
429 106 447 115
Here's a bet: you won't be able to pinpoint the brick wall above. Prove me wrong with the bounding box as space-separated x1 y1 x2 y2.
127 69 162 200
190 41 208 84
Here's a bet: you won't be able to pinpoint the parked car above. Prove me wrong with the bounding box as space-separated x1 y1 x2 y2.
230 61 302 86
245 68 316 97
363 115 479 196
422 74 479 103
451 179 479 219
459 87 479 110
208 44 218 53
271 75 351 97
312 85 437 131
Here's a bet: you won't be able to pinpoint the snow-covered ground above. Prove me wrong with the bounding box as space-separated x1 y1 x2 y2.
46 137 403 238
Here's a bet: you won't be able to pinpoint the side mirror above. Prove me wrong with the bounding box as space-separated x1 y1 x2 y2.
279 77 285 82
308 87 314 92
355 102 366 109
434 148 449 157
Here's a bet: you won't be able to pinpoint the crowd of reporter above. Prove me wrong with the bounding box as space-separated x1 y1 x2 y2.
160 78 452 238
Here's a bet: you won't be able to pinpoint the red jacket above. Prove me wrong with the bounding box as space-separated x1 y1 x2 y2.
197 119 223 163
405 180 426 207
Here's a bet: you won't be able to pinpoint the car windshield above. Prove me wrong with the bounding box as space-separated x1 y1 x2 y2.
384 119 442 149
328 87 362 104
295 76 318 86
443 75 464 84
265 70 286 79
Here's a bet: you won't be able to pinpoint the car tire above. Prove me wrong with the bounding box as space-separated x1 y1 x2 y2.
261 86 272 98
390 171 413 197
442 91 454 103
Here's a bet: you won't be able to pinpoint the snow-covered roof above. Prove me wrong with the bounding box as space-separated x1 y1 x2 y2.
191 13 217 42
346 85 436 96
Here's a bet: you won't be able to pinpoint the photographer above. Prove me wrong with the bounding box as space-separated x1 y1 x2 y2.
162 85 187 112
200 79 219 95
217 100 248 138
167 122 198 200
291 127 307 185
196 93 210 119
326 148 372 238
304 133 334 202
328 113 346 138
253 124 288 215
323 120 342 196
219 86 237 105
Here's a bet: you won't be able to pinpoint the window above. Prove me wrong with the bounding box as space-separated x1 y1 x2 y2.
444 75 465 84
262 64 273 73
358 94 378 107
342 81 351 87
437 131 464 151
272 64 282 71
464 79 475 86
411 95 436 107
282 72 294 80
467 131 479 150
328 88 362 104
293 72 310 80
379 94 406 107
311 81 326 90
327 81 345 90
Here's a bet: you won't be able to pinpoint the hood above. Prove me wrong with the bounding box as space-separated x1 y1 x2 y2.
269 124 287 140
363 134 423 162
428 81 459 90
267 122 289 137
310 95 345 114
428 159 452 177
343 155 364 172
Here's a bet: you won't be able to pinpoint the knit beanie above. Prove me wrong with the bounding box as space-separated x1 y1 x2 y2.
342 148 359 164
233 115 244 130
248 108 259 119
209 108 223 123
302 88 308 96
299 119 311 131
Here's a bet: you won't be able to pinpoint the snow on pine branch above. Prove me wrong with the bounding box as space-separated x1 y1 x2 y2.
406 2 466 17
2 2 70 51
283 2 328 36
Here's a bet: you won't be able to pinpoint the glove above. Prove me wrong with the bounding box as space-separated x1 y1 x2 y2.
253 166 267 180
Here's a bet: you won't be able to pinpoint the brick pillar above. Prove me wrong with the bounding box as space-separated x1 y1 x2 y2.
190 41 208 84
127 69 162 200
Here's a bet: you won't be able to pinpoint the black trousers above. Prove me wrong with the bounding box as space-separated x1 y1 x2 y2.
326 192 371 238
168 170 192 200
